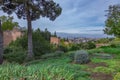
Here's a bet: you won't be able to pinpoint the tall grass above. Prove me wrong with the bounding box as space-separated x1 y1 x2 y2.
0 57 91 80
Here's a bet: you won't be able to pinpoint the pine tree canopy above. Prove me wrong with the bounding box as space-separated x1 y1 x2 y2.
0 0 62 21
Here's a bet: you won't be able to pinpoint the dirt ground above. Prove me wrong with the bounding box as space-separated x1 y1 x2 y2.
86 62 108 68
86 62 113 80
90 72 113 80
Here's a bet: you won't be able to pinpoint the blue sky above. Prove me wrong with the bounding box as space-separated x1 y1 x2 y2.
0 0 119 34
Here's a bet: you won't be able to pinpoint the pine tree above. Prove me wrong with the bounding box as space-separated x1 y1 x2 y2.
0 0 62 60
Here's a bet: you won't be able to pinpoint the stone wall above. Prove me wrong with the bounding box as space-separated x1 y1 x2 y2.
3 27 23 47
50 37 60 45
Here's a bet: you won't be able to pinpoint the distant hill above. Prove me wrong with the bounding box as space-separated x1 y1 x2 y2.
56 32 113 39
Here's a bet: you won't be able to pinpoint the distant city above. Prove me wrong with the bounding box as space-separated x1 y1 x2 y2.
56 32 114 39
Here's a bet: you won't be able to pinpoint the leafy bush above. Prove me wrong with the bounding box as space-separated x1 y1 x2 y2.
74 50 90 64
109 43 120 48
69 44 80 51
110 43 118 48
69 41 96 51
4 46 26 64
57 45 68 52
113 72 120 80
81 41 96 49
32 30 51 57
87 41 96 49
9 29 52 59
68 52 75 61
4 46 13 54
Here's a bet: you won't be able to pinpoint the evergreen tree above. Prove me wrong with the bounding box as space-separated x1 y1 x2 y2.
54 31 57 37
0 0 62 60
104 4 120 37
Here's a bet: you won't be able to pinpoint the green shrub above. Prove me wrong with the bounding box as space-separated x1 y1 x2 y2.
74 50 90 64
110 43 118 48
114 72 120 80
57 45 68 52
79 41 96 49
4 47 26 64
69 44 80 51
4 46 13 54
85 41 96 49
68 52 75 61
9 29 52 59
68 41 96 51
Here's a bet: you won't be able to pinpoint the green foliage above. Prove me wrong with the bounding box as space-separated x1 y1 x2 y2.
9 29 52 60
1 0 62 61
32 29 51 58
87 41 96 49
91 53 113 59
69 41 96 51
91 58 120 75
96 38 112 44
2 21 14 30
79 41 96 49
93 66 115 74
110 38 120 48
0 0 62 21
113 72 120 80
9 34 28 50
4 46 13 54
3 46 26 64
54 50 64 54
0 16 19 31
69 44 80 51
88 46 120 55
57 44 68 52
104 4 120 37
68 52 75 62
41 51 64 59
0 57 91 80
40 28 51 41
74 50 90 64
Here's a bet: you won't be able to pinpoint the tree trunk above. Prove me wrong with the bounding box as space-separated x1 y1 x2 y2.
0 20 3 64
26 8 34 61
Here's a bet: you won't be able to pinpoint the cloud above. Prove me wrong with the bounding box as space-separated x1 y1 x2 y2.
48 0 120 33
0 0 119 34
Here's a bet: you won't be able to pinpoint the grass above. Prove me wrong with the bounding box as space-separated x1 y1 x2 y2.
0 56 91 80
88 47 120 59
87 46 120 79
91 58 120 74
0 46 120 80
88 47 120 54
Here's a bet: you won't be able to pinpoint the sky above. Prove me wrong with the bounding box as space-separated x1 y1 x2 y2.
0 0 119 34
